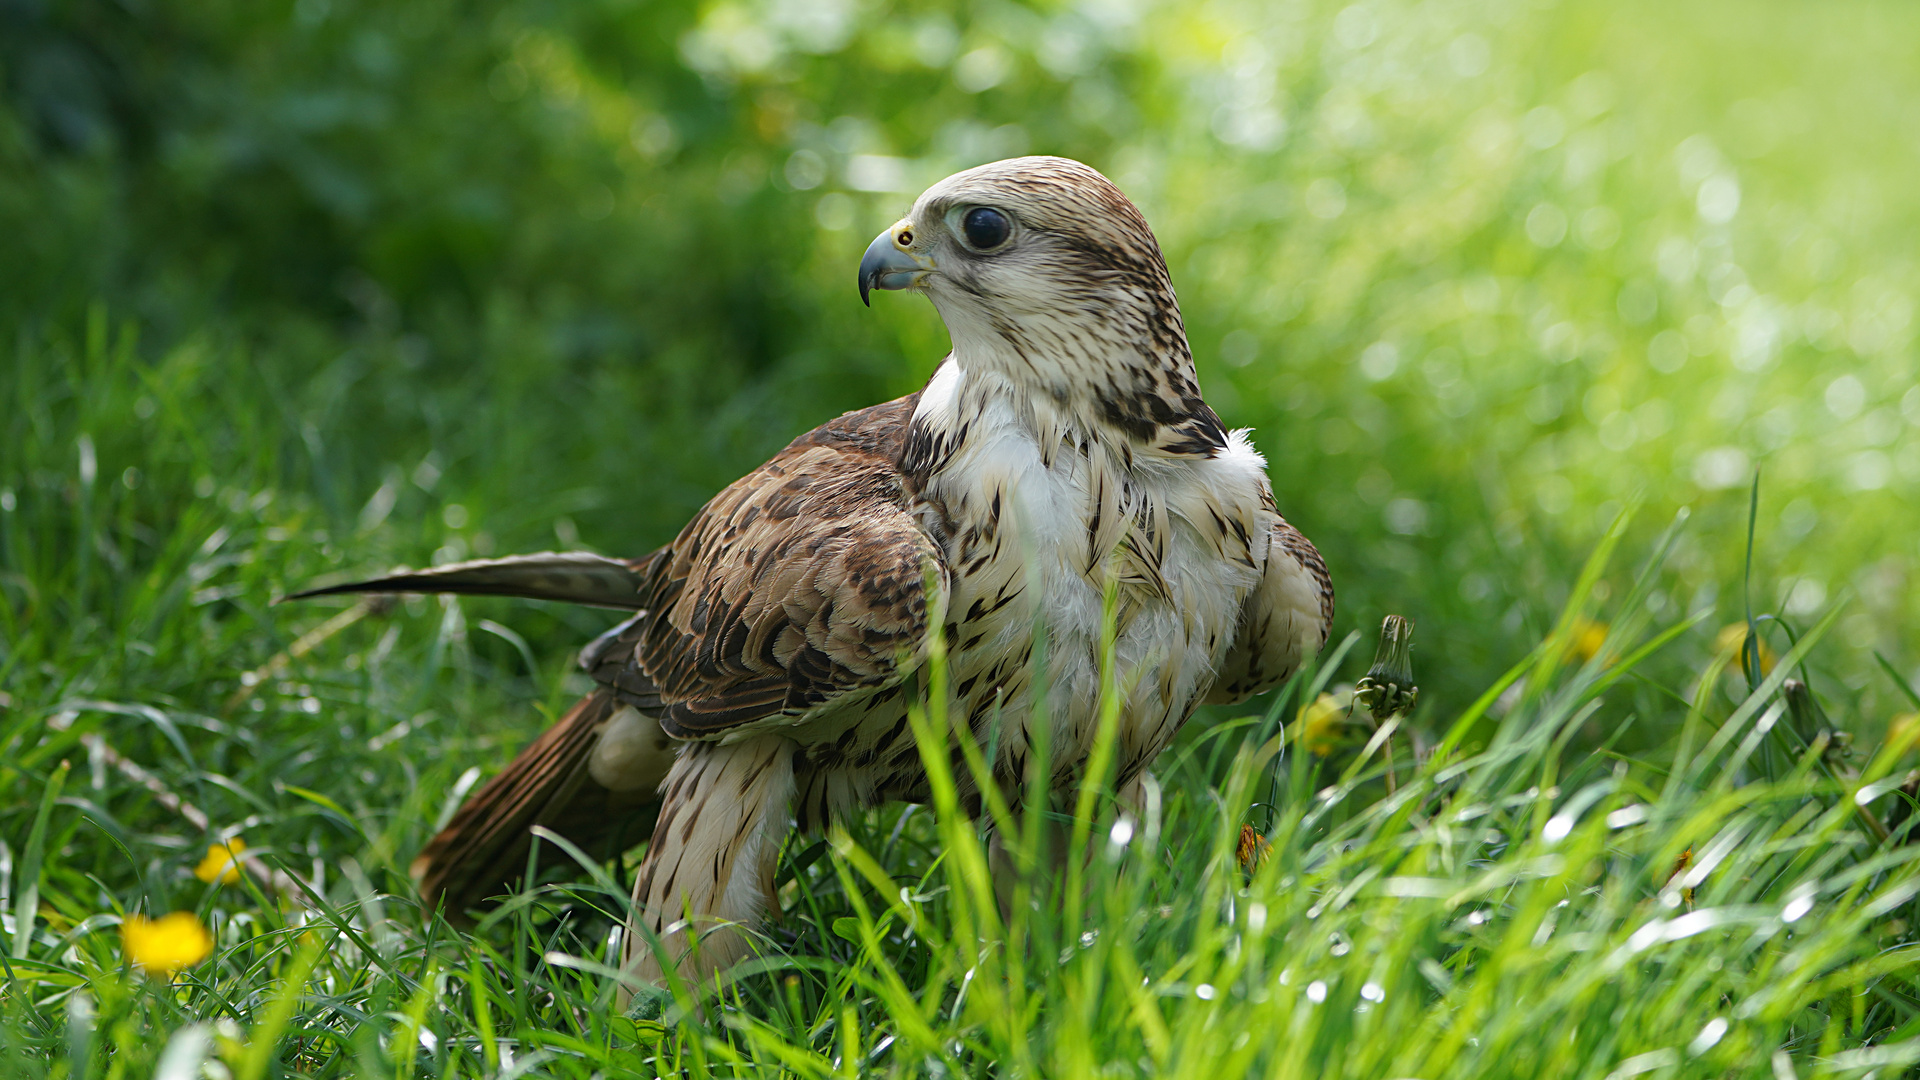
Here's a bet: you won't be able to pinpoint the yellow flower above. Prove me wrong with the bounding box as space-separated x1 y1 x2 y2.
1297 692 1343 757
194 838 247 886
1666 848 1695 911
1236 824 1271 872
1714 623 1776 676
122 912 214 976
1570 617 1609 663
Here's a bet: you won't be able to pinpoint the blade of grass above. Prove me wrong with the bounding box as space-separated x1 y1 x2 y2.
13 760 69 961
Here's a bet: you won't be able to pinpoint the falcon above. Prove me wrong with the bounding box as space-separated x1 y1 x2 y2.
291 156 1332 989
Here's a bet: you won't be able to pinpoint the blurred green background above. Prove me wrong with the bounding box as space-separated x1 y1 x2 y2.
5 0 1919 727
9 6 1920 1070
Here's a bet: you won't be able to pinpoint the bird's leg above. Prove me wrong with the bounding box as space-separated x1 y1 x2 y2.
986 790 1069 928
987 825 1023 929
619 736 796 1003
992 770 1153 929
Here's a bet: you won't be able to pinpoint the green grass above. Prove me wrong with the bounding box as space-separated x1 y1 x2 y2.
7 0 1920 1075
5 316 1920 1078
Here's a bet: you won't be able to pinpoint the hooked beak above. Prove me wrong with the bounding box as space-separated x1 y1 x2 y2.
858 222 930 306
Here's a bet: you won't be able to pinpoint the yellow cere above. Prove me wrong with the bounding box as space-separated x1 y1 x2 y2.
194 838 247 886
122 912 214 976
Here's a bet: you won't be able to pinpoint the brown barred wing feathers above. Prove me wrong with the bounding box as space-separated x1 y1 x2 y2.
594 395 944 741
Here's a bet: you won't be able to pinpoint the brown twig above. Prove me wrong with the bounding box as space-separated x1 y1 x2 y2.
47 712 305 903
225 596 391 715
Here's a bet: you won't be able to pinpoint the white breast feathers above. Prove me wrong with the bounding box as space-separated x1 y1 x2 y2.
910 359 1273 786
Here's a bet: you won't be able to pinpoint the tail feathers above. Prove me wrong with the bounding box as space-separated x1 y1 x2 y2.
413 690 661 917
285 551 657 610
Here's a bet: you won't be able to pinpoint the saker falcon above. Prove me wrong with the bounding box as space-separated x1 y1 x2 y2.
291 156 1332 989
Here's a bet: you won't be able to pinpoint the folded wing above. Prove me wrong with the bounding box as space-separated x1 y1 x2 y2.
1206 516 1334 705
286 395 943 744
612 395 945 739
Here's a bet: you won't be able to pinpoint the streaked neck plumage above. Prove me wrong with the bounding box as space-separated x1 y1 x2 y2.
902 284 1226 483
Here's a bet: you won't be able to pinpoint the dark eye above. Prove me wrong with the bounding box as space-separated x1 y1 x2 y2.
962 207 1012 251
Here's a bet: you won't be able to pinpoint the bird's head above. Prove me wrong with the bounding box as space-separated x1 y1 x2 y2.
860 157 1222 455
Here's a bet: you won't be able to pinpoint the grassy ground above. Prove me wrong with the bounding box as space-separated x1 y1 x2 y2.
6 0 1920 1075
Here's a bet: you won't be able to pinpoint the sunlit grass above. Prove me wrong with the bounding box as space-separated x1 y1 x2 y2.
8 0 1920 1074
5 329 1920 1078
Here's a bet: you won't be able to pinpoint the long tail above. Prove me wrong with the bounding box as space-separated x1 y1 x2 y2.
283 551 657 610
413 688 674 917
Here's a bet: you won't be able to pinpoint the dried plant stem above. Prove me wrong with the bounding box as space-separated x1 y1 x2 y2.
47 713 305 902
224 597 389 715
